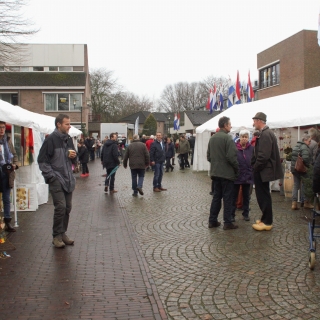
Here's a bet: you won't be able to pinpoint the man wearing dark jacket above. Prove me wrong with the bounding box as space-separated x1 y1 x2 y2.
123 134 150 196
101 133 120 194
207 116 239 230
251 112 282 231
150 132 167 192
38 114 77 248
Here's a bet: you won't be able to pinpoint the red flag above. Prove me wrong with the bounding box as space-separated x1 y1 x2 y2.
235 71 241 104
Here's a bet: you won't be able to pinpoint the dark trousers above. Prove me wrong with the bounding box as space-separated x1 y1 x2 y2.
165 157 173 170
81 162 89 174
209 177 234 224
232 184 250 218
105 167 116 191
131 168 145 194
49 179 73 238
190 149 194 165
153 163 164 189
254 171 273 225
89 149 95 161
1 170 11 219
180 153 189 169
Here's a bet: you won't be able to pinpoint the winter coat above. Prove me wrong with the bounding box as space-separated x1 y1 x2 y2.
85 138 95 151
165 142 175 158
313 153 320 193
177 140 190 154
188 136 196 149
145 139 154 151
150 139 166 163
101 139 120 169
291 141 311 175
207 129 239 181
234 142 254 185
309 139 318 163
78 145 89 163
123 140 150 169
251 126 282 182
38 129 76 193
3 137 18 188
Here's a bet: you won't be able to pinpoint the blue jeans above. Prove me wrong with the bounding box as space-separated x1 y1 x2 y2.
209 177 234 224
1 170 11 219
292 173 305 202
105 167 116 191
131 169 145 194
95 147 101 158
153 163 164 189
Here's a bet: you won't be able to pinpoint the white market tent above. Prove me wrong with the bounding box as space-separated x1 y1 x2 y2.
0 100 82 224
194 86 320 171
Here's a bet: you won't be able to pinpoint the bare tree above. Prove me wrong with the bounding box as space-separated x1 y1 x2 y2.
0 0 38 65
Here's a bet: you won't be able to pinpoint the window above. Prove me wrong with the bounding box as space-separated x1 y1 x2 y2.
45 93 82 111
33 67 44 71
0 93 18 104
59 66 72 71
259 63 280 89
20 67 30 71
9 66 20 71
49 66 58 71
73 66 83 71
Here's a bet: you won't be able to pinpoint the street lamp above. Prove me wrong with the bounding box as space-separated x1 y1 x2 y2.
168 116 170 136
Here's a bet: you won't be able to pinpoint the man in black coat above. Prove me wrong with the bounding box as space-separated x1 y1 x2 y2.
101 133 120 193
251 112 282 231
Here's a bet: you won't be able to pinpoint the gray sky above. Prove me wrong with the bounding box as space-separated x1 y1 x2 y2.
25 0 319 99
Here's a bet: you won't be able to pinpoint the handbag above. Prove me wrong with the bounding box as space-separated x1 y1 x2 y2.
295 153 307 173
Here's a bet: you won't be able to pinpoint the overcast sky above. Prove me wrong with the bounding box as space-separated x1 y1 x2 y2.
24 0 319 100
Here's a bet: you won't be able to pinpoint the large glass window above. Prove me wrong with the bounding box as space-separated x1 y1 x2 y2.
33 67 44 71
259 63 280 89
59 66 72 71
44 93 82 111
49 66 58 71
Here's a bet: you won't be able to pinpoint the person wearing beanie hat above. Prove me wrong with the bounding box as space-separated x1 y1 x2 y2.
251 112 282 231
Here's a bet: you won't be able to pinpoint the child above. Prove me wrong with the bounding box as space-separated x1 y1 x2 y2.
78 139 89 177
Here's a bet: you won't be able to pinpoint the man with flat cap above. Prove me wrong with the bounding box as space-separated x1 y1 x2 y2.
251 112 282 231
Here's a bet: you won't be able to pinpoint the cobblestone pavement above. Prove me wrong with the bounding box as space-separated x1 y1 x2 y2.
1 158 320 320
114 160 320 320
0 160 166 320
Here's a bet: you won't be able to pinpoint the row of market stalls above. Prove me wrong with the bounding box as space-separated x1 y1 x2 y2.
0 100 81 224
193 85 320 172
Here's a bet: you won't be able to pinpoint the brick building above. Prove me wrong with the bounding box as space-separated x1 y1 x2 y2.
0 44 91 131
256 30 320 100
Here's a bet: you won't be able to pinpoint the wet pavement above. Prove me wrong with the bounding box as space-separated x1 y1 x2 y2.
1 158 320 319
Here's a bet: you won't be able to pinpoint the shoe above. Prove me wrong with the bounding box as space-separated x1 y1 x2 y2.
104 186 108 192
153 188 161 192
252 222 273 231
291 201 298 210
223 223 239 230
62 233 74 245
52 235 65 248
80 174 86 177
243 216 250 221
136 187 144 195
159 187 167 191
132 193 138 197
110 190 118 194
4 218 16 232
85 173 89 177
208 221 221 228
304 201 314 209
209 192 213 195
171 166 174 172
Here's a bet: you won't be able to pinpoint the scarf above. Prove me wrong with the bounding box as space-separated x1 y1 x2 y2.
0 134 13 166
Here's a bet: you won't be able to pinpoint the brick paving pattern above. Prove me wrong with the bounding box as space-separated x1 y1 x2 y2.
1 158 320 319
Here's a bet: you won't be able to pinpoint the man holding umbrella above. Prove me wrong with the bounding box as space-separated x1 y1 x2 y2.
101 132 120 194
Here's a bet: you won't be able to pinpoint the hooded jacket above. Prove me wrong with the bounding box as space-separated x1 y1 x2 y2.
234 141 254 185
101 139 120 169
38 129 76 193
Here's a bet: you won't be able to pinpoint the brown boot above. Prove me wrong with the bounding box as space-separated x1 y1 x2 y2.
304 201 314 209
291 201 298 210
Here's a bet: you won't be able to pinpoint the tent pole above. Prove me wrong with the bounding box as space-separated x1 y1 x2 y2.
297 126 300 203
11 124 18 227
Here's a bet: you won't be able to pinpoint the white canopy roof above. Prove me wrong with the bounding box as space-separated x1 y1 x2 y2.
196 85 320 134
0 100 82 137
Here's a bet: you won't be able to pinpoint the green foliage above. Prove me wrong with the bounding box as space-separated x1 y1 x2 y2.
142 114 157 136
302 165 314 202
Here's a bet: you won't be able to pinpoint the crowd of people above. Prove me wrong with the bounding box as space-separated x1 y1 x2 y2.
2 112 320 248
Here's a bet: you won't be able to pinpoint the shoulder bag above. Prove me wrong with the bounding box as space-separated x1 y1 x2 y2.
295 153 307 173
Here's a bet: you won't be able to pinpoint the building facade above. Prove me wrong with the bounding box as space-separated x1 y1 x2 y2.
256 30 320 100
0 44 91 131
